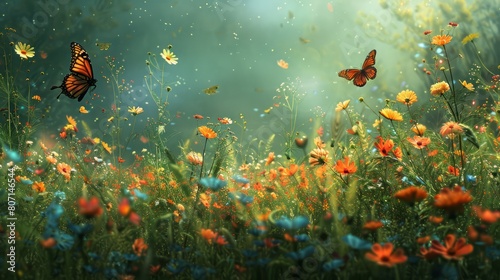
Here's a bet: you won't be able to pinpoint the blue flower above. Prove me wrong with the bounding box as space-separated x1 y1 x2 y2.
342 234 372 250
275 215 309 230
166 259 189 275
21 178 33 185
54 231 74 251
294 233 309 242
3 145 22 162
229 192 254 205
286 245 315 260
199 177 227 191
323 259 344 271
466 174 477 184
54 191 66 201
232 175 250 184
133 188 148 200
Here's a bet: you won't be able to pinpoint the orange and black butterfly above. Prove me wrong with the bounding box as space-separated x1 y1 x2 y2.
51 42 97 102
338 49 377 87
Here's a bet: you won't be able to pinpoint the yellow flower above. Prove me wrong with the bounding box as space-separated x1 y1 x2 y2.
431 34 452 46
460 80 474 91
160 49 178 65
14 42 35 59
462 33 479 45
411 124 427 136
128 106 144 116
79 106 89 114
198 126 217 139
430 81 450 96
335 100 350 112
102 141 112 154
396 90 418 105
380 108 403 121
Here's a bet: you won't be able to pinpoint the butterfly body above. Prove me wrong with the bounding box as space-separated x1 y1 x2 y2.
51 42 97 102
338 50 377 87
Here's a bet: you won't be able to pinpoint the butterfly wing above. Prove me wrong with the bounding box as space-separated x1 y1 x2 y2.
51 73 93 102
338 69 361 81
361 49 377 81
362 50 376 69
70 42 95 79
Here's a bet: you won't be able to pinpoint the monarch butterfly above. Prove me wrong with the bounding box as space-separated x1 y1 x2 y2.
51 42 97 102
338 49 377 87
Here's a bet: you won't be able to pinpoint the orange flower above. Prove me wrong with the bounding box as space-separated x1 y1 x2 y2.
429 215 444 224
393 147 403 161
374 137 394 157
448 165 460 176
473 206 500 224
431 34 452 46
434 185 472 216
193 114 204 119
407 136 431 149
313 136 326 148
56 162 71 181
335 156 357 175
78 196 103 218
430 234 473 260
32 181 46 193
396 90 418 105
200 228 217 243
265 152 275 166
79 106 89 114
118 198 131 217
417 236 431 245
198 126 217 139
40 237 57 248
132 238 148 256
394 186 428 205
430 81 450 96
365 242 407 267
411 124 427 136
379 108 403 121
440 121 463 137
46 155 57 164
32 95 41 101
186 151 203 165
363 220 383 231
309 148 329 166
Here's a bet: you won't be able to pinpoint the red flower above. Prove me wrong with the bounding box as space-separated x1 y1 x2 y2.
78 196 103 218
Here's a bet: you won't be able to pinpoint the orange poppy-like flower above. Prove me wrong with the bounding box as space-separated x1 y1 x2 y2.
365 242 408 267
118 198 131 217
430 234 473 260
374 137 394 157
200 228 217 243
363 220 383 231
407 136 431 149
186 151 203 165
411 124 427 136
393 147 403 161
198 126 217 139
440 121 463 137
335 156 357 175
309 148 329 166
394 186 428 205
448 165 460 176
79 196 103 218
419 246 440 261
46 155 57 164
472 206 500 224
429 215 444 224
379 108 403 121
430 81 450 96
431 34 452 46
434 185 472 216
117 157 125 163
396 90 418 105
265 152 275 166
56 162 71 181
335 100 350 112
132 238 148 256
32 181 46 193
40 237 57 249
